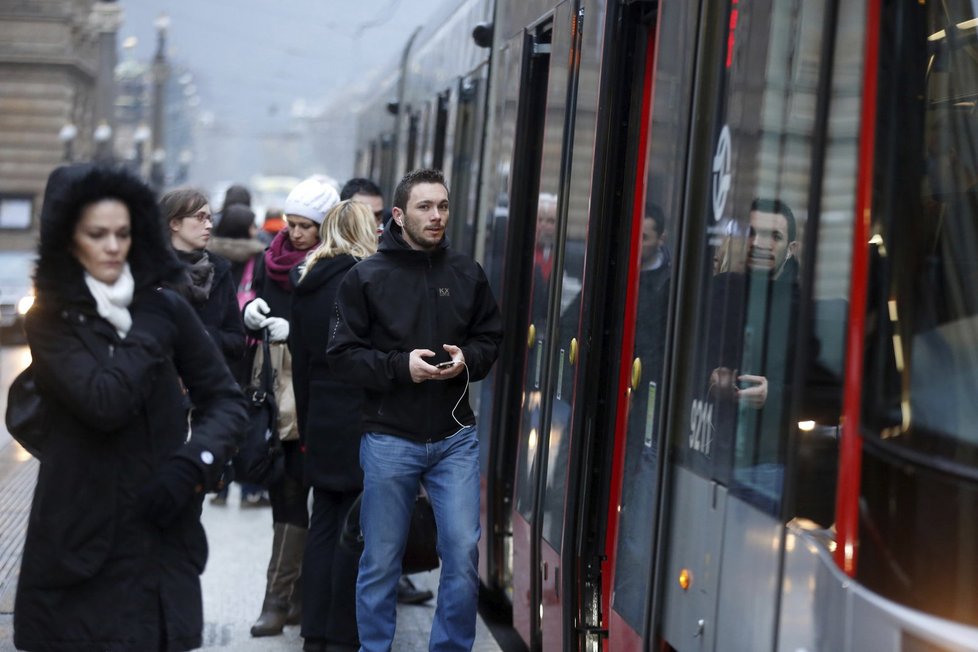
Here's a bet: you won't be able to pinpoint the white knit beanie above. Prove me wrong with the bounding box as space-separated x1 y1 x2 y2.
284 178 340 225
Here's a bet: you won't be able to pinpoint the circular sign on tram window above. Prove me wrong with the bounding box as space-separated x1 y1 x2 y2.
712 125 732 222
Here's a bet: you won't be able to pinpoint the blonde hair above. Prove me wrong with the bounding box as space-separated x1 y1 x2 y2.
714 235 747 275
300 200 378 281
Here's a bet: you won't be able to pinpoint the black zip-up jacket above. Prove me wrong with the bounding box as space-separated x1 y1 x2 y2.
326 223 503 443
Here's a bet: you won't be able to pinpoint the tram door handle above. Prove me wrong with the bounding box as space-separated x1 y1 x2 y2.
540 561 560 598
693 619 705 638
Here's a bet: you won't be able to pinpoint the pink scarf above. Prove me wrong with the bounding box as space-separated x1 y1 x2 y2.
264 230 308 291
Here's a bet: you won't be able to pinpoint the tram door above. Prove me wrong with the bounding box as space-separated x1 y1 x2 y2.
508 2 591 648
651 0 847 650
605 1 699 649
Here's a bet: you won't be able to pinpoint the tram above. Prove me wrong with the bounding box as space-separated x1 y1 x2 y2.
354 0 978 650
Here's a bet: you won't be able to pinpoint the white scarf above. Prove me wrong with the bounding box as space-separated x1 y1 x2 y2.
84 263 134 338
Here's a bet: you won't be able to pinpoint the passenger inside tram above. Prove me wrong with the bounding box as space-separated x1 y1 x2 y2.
612 205 673 627
702 198 801 510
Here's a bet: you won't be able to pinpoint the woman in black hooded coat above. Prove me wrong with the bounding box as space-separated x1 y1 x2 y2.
288 200 376 652
12 164 247 652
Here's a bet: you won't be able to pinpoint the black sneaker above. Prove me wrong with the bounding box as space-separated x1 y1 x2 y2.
396 575 433 605
302 637 327 652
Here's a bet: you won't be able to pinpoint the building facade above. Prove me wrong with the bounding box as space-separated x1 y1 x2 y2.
0 0 119 251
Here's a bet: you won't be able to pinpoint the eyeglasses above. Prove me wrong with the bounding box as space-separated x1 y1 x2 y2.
182 210 213 224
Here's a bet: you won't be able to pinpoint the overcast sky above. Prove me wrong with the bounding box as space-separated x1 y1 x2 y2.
116 0 448 133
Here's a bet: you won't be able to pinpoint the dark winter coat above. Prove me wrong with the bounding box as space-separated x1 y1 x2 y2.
243 244 304 481
13 164 248 652
206 236 265 384
246 254 289 318
326 221 503 443
171 251 246 368
289 254 364 491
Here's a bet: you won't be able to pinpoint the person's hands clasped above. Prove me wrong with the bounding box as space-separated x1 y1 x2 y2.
735 374 768 409
243 298 270 330
137 457 204 528
244 298 289 341
409 345 465 383
261 317 289 342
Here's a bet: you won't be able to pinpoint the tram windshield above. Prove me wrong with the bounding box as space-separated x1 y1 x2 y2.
864 0 978 475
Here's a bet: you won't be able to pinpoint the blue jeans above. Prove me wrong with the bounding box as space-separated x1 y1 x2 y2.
357 426 480 652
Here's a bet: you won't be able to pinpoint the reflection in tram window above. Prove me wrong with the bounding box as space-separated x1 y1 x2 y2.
697 199 801 513
613 206 673 628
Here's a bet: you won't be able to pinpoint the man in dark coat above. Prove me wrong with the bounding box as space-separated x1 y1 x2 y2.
327 169 503 652
13 164 247 652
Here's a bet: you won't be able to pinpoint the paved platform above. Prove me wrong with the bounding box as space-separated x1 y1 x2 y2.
0 441 507 652
0 341 511 651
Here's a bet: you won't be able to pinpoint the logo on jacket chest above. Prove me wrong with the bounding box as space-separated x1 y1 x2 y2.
439 288 450 297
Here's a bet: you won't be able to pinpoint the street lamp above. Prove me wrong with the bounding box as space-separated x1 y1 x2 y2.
150 147 166 192
93 121 113 162
151 13 170 157
132 124 151 175
176 148 193 184
58 123 77 162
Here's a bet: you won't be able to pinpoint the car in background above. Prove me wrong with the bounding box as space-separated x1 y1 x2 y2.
0 250 35 345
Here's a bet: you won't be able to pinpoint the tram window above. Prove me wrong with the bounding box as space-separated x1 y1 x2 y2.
406 112 419 172
676 0 862 522
857 0 978 626
432 91 449 172
368 140 378 184
864 1 978 471
419 102 433 169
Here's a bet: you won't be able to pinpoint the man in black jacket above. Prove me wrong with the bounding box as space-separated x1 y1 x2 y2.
327 169 503 652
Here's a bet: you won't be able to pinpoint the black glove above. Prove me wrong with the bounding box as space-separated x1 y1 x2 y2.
138 457 204 528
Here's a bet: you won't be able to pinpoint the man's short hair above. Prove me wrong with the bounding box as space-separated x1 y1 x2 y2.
750 198 796 242
645 204 666 236
340 177 383 201
393 169 448 212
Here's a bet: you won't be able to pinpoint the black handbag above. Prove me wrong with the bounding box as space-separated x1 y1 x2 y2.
232 330 285 486
341 491 440 574
5 364 47 459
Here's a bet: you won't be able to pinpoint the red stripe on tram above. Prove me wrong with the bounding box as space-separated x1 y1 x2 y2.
835 0 881 577
606 22 659 633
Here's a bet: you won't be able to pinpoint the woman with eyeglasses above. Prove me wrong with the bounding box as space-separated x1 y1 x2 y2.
159 188 246 368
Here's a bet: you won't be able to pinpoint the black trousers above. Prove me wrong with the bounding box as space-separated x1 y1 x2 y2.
301 487 361 644
269 441 309 527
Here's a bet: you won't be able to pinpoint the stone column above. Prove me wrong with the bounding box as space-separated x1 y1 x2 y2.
90 1 122 159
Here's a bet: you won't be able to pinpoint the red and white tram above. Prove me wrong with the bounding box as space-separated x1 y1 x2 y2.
355 0 978 649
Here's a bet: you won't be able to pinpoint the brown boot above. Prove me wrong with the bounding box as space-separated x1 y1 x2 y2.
250 595 288 638
250 523 307 637
285 570 302 625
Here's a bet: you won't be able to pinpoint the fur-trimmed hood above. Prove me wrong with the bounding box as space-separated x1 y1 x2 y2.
206 236 265 263
34 164 184 305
